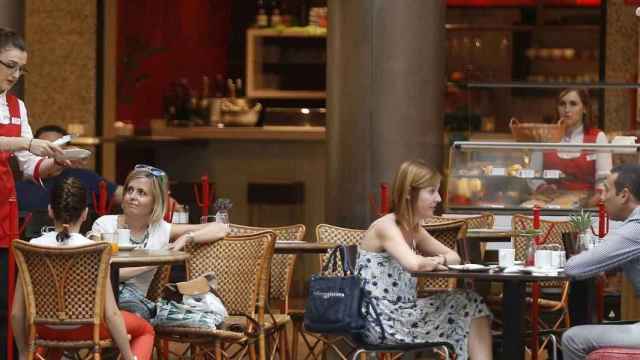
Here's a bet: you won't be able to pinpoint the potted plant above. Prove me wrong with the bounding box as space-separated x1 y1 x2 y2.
569 209 593 251
214 198 233 228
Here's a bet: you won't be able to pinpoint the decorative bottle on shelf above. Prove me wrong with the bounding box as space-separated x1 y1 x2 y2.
199 75 211 126
210 74 224 127
270 0 282 27
256 0 269 28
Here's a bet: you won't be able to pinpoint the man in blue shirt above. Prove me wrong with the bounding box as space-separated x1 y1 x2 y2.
15 125 123 212
562 164 640 359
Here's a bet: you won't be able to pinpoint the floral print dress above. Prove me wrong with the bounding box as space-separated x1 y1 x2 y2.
355 248 491 360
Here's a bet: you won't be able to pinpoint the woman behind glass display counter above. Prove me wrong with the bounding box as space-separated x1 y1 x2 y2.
530 89 612 200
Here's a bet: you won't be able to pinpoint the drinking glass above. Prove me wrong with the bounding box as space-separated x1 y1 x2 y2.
200 211 230 230
102 232 119 252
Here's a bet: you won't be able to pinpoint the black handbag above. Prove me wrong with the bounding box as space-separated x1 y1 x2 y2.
304 245 384 342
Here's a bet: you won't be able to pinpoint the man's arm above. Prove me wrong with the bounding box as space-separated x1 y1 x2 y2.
565 226 640 279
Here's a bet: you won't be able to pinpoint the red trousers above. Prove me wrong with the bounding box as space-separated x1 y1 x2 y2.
36 310 155 360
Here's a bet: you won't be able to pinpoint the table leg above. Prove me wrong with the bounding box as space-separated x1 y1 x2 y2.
502 280 526 360
111 265 120 303
570 279 597 326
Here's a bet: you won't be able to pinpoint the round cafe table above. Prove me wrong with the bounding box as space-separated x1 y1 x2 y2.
111 248 189 302
274 240 334 254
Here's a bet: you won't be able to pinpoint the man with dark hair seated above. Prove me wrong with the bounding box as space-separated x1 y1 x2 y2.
562 164 640 359
15 125 123 213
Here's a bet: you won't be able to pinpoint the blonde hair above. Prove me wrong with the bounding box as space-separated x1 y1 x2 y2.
123 168 169 224
391 160 441 232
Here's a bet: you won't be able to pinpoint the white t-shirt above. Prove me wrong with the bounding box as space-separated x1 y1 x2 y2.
30 231 94 247
91 215 172 295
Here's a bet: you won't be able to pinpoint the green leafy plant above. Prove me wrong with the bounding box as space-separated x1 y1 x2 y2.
214 198 233 212
569 209 592 233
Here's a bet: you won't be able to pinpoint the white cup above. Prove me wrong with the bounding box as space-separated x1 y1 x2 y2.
550 251 563 268
535 250 553 268
117 229 131 245
498 248 515 267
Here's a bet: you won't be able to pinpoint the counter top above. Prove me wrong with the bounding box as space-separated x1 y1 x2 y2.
150 124 325 141
70 125 326 145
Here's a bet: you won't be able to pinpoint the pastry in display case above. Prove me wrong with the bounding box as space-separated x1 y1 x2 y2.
445 141 640 214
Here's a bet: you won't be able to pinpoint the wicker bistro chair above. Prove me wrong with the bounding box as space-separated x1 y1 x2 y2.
228 223 306 360
12 239 114 359
417 220 468 296
511 214 574 356
154 231 277 360
290 224 366 360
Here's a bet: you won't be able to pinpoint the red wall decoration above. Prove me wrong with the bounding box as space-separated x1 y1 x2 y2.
117 0 232 131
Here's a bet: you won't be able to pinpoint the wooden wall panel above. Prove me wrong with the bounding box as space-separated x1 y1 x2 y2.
24 0 96 138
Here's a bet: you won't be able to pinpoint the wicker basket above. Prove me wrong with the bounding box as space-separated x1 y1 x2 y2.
509 118 565 142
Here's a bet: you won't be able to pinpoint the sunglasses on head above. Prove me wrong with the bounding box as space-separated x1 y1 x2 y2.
134 164 166 177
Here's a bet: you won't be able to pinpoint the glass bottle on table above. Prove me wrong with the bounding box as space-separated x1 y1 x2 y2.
526 237 536 266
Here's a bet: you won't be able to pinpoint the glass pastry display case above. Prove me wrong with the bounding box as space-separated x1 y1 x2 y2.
445 141 640 214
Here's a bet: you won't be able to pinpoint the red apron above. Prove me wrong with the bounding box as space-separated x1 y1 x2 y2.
0 94 21 247
543 127 600 191
1 94 22 360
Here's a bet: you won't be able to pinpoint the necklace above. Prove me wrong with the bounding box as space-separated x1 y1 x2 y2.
130 229 149 246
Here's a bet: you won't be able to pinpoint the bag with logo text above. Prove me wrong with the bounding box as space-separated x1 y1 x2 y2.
303 245 384 342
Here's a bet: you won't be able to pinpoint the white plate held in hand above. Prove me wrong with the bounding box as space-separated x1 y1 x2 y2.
56 148 91 161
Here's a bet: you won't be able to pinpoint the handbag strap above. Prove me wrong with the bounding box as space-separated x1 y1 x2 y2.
362 296 386 343
321 246 341 274
339 245 358 275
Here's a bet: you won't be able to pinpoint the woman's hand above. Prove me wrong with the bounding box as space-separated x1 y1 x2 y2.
28 139 64 157
422 256 448 272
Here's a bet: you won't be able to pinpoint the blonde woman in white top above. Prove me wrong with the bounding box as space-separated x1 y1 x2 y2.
91 164 228 313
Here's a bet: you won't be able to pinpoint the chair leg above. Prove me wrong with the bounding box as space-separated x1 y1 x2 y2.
278 327 289 360
292 320 301 360
260 332 268 360
214 340 223 360
350 349 366 360
249 342 258 360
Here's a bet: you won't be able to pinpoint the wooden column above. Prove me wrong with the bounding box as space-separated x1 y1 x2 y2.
326 0 446 227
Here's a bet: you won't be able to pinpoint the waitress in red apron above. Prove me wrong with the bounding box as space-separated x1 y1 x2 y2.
0 27 66 359
533 89 612 200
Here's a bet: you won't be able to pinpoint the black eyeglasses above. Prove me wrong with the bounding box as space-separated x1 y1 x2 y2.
0 60 28 76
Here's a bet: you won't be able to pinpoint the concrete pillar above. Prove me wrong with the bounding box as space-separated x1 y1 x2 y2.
326 0 446 228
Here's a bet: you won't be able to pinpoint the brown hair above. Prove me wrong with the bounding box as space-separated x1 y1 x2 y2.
391 160 441 233
0 27 26 53
50 177 87 243
557 88 593 131
123 168 169 224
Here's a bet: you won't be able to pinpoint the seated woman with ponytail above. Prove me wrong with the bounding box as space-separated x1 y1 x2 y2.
11 177 154 360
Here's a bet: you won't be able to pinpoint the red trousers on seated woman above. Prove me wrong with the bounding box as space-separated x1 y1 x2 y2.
35 310 154 360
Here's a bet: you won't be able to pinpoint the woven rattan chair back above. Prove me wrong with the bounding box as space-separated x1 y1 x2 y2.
424 213 494 230
315 224 366 275
146 265 172 302
184 231 276 318
419 220 467 292
12 239 112 354
229 224 305 305
464 213 495 229
512 214 573 287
